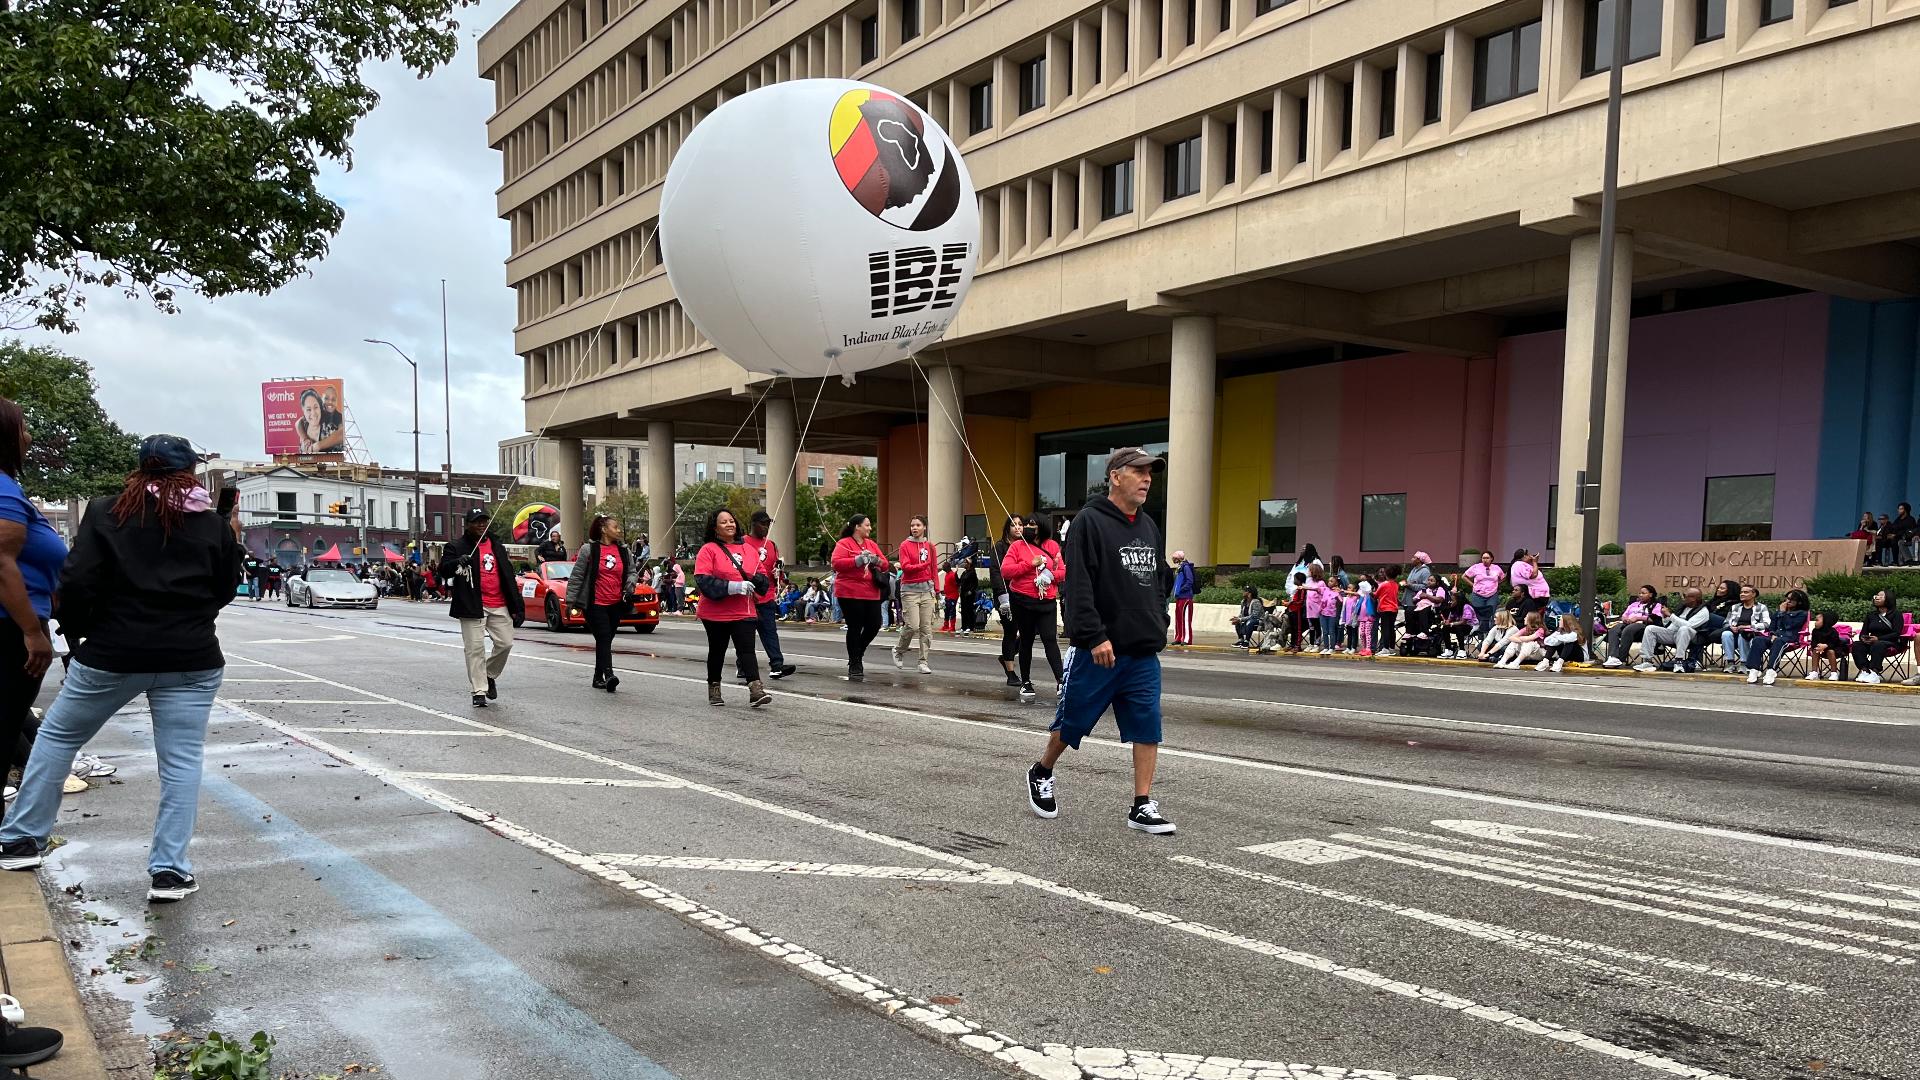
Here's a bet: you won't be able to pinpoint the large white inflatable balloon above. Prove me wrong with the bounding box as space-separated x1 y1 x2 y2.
660 79 980 380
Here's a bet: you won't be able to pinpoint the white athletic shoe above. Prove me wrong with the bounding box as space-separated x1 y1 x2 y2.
891 648 904 670
1803 671 1823 682
1746 669 1762 685
1602 657 1625 669
1762 669 1778 686
1858 671 1882 684
1534 658 1551 672
1632 662 1657 672
1826 671 1840 681
918 662 933 675
1551 658 1566 673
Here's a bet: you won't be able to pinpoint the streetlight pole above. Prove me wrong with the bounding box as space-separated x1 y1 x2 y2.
365 338 422 560
1577 0 1632 634
441 279 453 535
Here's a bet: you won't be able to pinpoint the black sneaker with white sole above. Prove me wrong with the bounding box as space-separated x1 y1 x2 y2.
1026 764 1058 818
148 870 198 903
471 693 488 708
1018 682 1037 703
0 1020 62 1067
770 664 797 680
1126 799 1176 835
0 840 41 871
1004 670 1022 688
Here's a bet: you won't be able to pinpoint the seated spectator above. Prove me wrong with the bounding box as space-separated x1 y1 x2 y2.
1719 585 1770 675
1600 585 1666 668
1538 614 1588 673
1494 611 1547 669
1851 589 1904 684
1637 588 1712 673
1746 589 1809 686
1232 586 1264 648
1805 609 1845 682
1897 503 1920 566
1875 513 1899 567
1436 593 1477 658
1474 609 1515 662
1252 596 1287 654
1850 512 1878 541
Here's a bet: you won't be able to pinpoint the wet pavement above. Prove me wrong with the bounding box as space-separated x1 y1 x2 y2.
28 601 1920 1080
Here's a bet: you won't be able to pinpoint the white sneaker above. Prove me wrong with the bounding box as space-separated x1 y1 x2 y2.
1746 669 1762 685
1803 671 1823 682
1602 657 1625 669
918 662 933 675
1534 658 1551 672
1858 671 1881 684
1632 662 1656 672
1319 648 1332 656
1551 658 1566 673
1826 671 1840 681
1762 670 1777 686
71 753 115 779
891 648 903 669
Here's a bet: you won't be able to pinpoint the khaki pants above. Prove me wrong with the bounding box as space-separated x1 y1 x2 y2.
460 608 514 694
896 587 937 662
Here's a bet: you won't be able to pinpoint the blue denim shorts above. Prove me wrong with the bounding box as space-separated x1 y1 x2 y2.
1050 649 1162 749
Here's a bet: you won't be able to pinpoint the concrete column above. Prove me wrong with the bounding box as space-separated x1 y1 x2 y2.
1166 314 1217 564
925 361 966 546
764 395 798 562
1458 354 1495 553
555 438 585 553
1554 230 1633 561
647 421 676 555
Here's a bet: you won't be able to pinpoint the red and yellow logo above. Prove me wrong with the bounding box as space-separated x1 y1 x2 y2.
829 88 961 231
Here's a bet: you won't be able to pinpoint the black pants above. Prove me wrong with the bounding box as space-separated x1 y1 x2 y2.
841 599 884 666
705 618 758 684
1011 592 1063 685
1375 611 1398 652
1852 638 1901 674
1550 639 1585 662
585 603 621 681
1440 620 1474 650
0 618 48 788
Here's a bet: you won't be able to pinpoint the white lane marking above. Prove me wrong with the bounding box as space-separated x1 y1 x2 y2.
1240 839 1365 865
1430 819 1589 848
220 699 402 705
242 635 356 644
222 678 318 683
226 657 1751 1079
1377 828 1920 933
244 621 1920 870
1337 834 1920 943
392 772 682 788
1173 855 1820 1001
1303 836 1915 965
1393 824 1749 883
1800 890 1920 913
219 701 1464 1080
287 728 504 737
1227 698 1634 741
594 854 1016 883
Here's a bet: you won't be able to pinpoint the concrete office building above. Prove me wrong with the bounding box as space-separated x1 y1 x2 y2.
479 0 1920 566
498 434 872 499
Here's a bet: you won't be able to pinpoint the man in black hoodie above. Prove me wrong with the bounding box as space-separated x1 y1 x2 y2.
439 508 525 708
1025 448 1177 835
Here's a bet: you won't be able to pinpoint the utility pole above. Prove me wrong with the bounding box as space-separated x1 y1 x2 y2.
441 278 453 538
1578 0 1632 632
365 339 422 559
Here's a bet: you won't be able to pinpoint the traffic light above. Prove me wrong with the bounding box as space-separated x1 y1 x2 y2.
328 501 346 515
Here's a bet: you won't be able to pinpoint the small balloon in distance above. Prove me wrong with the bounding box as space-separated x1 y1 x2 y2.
660 79 981 381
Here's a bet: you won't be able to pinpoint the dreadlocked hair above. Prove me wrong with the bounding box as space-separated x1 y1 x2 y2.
111 468 199 537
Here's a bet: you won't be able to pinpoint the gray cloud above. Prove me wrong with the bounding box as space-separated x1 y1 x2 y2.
16 0 525 473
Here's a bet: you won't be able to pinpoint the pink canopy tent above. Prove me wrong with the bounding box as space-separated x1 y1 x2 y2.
313 545 344 563
381 545 406 563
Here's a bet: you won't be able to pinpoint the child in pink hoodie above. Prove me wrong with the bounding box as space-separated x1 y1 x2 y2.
1306 566 1338 655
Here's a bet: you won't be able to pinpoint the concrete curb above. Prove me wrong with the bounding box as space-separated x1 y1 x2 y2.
0 871 119 1079
710 613 1920 696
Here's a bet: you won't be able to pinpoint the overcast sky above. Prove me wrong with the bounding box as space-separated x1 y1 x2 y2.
17 0 525 474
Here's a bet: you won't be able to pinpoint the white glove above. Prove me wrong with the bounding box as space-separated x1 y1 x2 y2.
855 553 876 568
1035 568 1055 590
727 580 754 596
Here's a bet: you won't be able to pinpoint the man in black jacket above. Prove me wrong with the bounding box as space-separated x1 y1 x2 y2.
439 508 525 707
1025 448 1176 835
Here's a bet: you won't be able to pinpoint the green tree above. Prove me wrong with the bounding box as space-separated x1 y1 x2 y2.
823 465 878 530
0 0 469 332
593 488 650 543
0 340 138 499
794 483 831 563
673 480 759 550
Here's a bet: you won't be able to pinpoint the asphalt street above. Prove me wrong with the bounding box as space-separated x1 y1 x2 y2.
30 599 1920 1080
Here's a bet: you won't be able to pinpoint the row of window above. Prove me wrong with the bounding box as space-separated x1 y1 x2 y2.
527 299 706 392
263 491 415 531
1255 474 1777 557
516 219 662 327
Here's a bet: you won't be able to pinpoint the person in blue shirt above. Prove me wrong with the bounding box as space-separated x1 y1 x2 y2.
1169 550 1197 646
0 398 68 799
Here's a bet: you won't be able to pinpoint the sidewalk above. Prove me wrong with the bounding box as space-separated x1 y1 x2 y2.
0 869 138 1079
739 612 1920 695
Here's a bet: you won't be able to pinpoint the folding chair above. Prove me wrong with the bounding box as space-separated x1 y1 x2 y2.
1879 614 1917 683
1776 626 1813 679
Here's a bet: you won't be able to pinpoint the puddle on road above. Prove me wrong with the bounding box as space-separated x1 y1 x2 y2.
37 839 174 1040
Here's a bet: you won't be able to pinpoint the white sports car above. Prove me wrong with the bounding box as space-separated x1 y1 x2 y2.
286 569 378 610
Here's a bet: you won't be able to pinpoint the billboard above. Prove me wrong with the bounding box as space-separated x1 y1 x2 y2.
263 379 347 458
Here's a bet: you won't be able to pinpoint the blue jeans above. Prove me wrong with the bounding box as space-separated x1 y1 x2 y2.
753 602 785 668
1 662 223 876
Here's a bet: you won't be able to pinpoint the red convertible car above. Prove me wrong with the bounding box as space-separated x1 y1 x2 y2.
517 561 661 633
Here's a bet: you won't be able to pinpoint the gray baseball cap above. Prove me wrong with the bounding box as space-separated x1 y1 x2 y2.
1104 447 1163 474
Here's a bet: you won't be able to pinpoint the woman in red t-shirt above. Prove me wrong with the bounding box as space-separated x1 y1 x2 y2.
565 513 637 693
892 515 938 673
1002 513 1066 702
830 514 891 680
694 509 770 707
